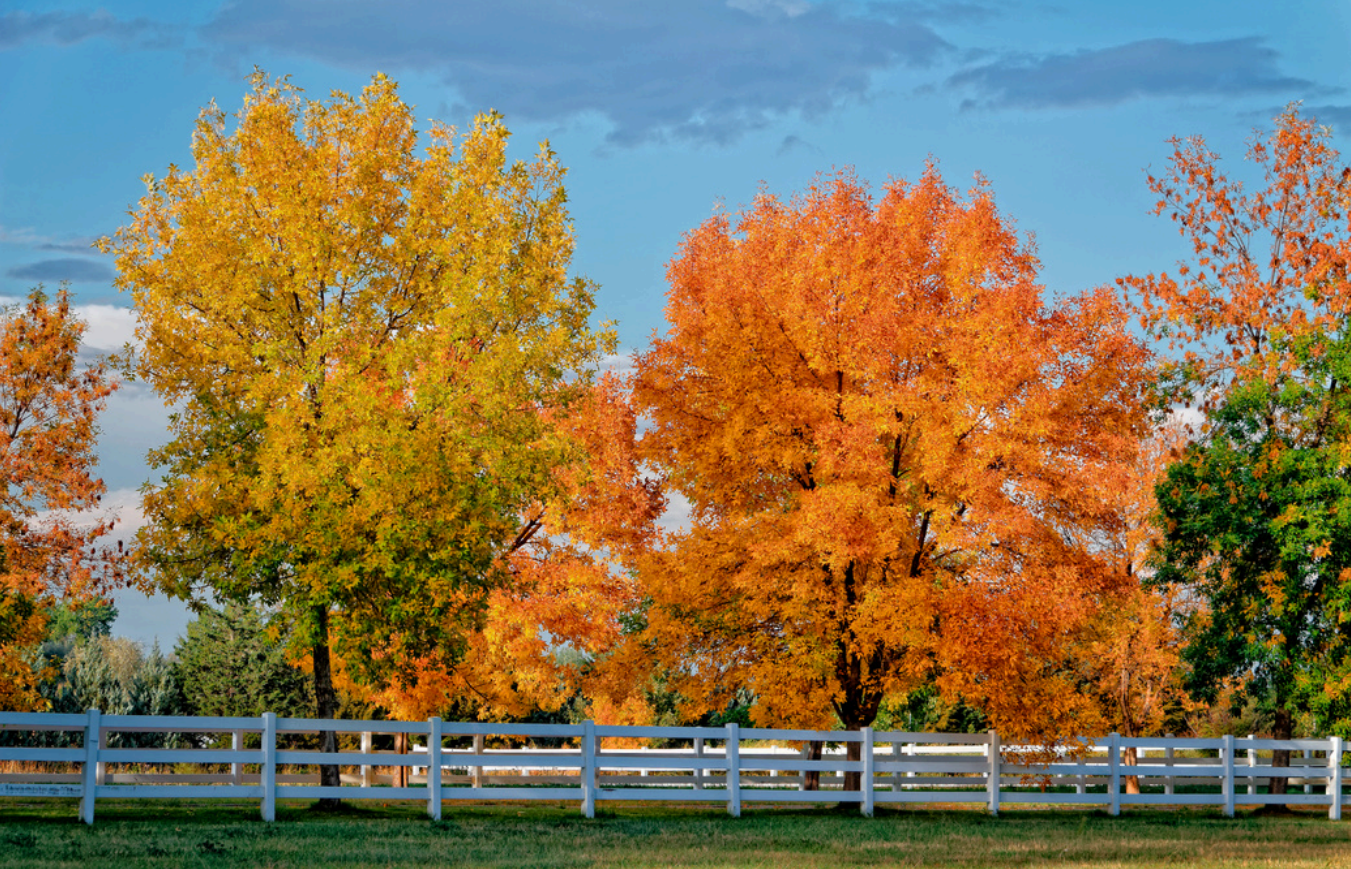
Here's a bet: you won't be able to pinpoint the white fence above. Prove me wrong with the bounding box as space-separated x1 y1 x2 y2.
1 710 1346 825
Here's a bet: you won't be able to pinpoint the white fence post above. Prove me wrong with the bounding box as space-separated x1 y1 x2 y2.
1108 733 1120 817
427 717 443 820
1222 734 1235 818
693 737 704 791
360 731 373 788
798 742 809 792
79 708 100 825
861 727 875 817
897 742 908 792
261 712 277 822
233 730 245 786
581 720 596 819
726 723 741 818
986 730 1000 817
1330 735 1344 821
1305 748 1313 795
1246 733 1256 795
1164 735 1175 796
472 733 485 788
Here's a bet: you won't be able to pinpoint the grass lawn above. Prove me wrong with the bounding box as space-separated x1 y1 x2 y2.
1 799 1349 868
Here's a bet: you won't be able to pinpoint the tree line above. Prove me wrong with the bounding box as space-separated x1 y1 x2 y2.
4 75 1349 800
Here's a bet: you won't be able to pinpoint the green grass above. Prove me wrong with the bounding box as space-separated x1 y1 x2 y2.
2 799 1350 868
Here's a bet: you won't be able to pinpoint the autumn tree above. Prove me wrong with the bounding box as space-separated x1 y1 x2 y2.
627 167 1151 786
0 287 117 711
1123 107 1351 793
100 73 613 794
1073 426 1194 792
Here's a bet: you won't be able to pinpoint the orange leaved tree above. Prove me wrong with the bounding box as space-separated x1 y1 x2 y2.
0 287 118 710
1125 106 1351 398
1074 425 1195 791
628 167 1151 774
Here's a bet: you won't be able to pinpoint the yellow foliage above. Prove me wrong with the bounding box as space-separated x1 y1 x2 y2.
101 72 614 717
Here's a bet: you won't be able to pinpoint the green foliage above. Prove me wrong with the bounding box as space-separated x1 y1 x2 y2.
172 603 313 719
44 598 117 642
873 686 989 734
1153 327 1351 738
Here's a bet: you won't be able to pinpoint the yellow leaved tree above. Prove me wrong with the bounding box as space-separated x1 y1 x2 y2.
101 73 615 791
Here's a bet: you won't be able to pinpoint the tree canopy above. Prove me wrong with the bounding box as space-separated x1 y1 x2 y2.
624 166 1151 744
1155 327 1351 740
100 71 615 748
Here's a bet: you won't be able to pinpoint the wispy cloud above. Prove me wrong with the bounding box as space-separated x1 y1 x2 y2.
1297 104 1351 133
599 351 636 378
0 225 98 253
777 133 822 157
949 37 1326 110
202 0 959 145
0 9 178 50
6 258 115 283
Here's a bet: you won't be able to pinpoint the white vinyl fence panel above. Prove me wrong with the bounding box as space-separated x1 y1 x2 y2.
0 710 1346 825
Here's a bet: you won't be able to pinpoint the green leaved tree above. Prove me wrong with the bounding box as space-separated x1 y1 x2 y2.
1155 327 1351 742
174 603 313 720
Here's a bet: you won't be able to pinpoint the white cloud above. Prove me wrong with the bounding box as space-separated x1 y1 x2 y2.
35 486 193 647
658 490 694 535
727 0 811 18
32 486 144 541
0 297 136 352
74 304 138 352
599 350 637 378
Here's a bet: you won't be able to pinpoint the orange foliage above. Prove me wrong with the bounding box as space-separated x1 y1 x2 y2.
1122 106 1351 398
0 288 118 710
625 166 1151 742
1078 424 1196 740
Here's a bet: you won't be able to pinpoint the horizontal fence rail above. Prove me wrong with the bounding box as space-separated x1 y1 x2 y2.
0 710 1346 825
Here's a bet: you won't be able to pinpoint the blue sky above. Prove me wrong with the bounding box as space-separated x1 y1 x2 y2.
3 0 1350 646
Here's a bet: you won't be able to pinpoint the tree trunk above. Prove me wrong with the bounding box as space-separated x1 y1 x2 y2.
1123 746 1140 794
804 740 824 790
396 732 409 788
312 605 342 809
844 739 863 794
1270 707 1293 799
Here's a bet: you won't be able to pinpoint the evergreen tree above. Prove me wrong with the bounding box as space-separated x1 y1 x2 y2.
173 602 313 719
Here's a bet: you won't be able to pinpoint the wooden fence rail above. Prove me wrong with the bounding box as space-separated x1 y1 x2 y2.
1 710 1346 825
